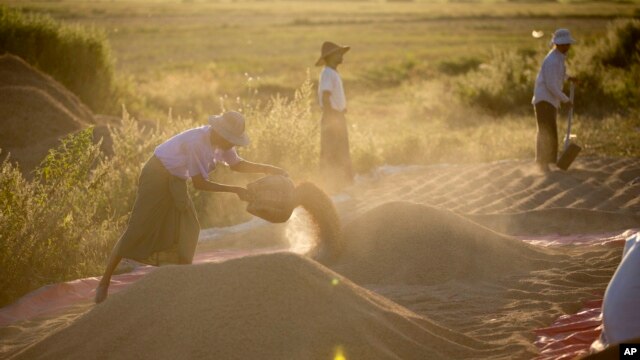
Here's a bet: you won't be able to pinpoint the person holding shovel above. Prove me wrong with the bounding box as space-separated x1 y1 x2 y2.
95 111 286 303
532 28 578 173
316 41 354 190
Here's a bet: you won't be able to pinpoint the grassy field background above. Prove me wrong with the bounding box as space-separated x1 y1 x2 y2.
7 1 639 117
6 1 639 160
1 0 640 305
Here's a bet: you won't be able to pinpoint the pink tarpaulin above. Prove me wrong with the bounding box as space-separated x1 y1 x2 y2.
0 247 284 328
517 229 635 247
534 300 604 360
530 230 636 360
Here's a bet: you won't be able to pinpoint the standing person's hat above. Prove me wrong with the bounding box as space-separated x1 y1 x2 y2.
552 29 576 45
208 111 250 146
315 41 350 66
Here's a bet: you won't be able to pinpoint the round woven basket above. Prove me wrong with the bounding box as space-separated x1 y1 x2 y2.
246 175 297 223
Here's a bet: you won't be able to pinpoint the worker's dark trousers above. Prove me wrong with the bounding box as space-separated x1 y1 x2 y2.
320 109 353 189
534 101 558 165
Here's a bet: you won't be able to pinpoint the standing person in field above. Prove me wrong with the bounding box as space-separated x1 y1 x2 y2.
532 28 578 173
316 41 354 190
95 111 287 303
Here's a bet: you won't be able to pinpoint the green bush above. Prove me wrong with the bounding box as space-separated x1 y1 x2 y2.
0 6 117 113
592 19 640 69
437 56 482 76
0 107 184 306
0 130 120 305
456 49 537 116
573 19 640 115
360 56 431 87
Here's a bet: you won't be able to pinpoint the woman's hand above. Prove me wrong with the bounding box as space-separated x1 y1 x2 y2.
235 187 251 202
269 166 289 177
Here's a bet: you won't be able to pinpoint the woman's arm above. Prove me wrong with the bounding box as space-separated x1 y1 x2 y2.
229 160 288 176
191 174 250 200
543 57 571 104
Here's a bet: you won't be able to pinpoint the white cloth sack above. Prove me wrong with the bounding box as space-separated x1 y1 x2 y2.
599 232 640 346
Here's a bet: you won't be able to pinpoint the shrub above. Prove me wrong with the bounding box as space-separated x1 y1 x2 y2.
573 19 640 115
437 56 482 76
360 56 430 87
0 129 121 305
592 19 640 69
456 49 537 116
0 6 117 113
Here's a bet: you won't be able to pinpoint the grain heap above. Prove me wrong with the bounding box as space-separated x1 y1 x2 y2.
0 54 98 173
15 253 491 360
334 201 550 285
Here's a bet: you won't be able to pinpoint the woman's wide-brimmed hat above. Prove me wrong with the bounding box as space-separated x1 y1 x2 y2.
552 28 576 45
315 41 350 66
208 111 250 146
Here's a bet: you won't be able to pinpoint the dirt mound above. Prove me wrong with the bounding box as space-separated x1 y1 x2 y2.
0 54 96 173
350 158 640 223
469 208 640 236
14 253 492 360
334 201 550 285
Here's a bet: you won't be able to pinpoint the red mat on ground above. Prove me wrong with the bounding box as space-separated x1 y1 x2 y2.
528 230 633 360
534 300 604 360
517 230 632 247
0 247 284 328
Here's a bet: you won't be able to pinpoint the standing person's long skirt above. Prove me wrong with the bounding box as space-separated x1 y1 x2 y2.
114 155 200 266
320 110 353 189
534 101 559 166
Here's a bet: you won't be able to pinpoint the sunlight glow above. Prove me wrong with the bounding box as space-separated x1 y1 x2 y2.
334 346 347 360
284 208 316 255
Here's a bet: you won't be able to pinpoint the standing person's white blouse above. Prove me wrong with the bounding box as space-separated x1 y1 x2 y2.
154 125 242 179
532 48 570 109
318 66 347 112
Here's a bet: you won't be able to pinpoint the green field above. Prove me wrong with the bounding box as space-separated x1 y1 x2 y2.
5 1 639 164
6 0 640 118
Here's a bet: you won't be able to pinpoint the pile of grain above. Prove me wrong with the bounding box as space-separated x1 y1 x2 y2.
469 208 640 236
334 201 551 285
15 253 492 360
0 54 98 173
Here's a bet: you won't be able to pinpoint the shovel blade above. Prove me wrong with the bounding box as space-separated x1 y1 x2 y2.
557 143 582 171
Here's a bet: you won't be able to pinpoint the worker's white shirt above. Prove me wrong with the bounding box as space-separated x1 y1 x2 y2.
318 66 347 112
154 125 242 179
532 48 570 109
